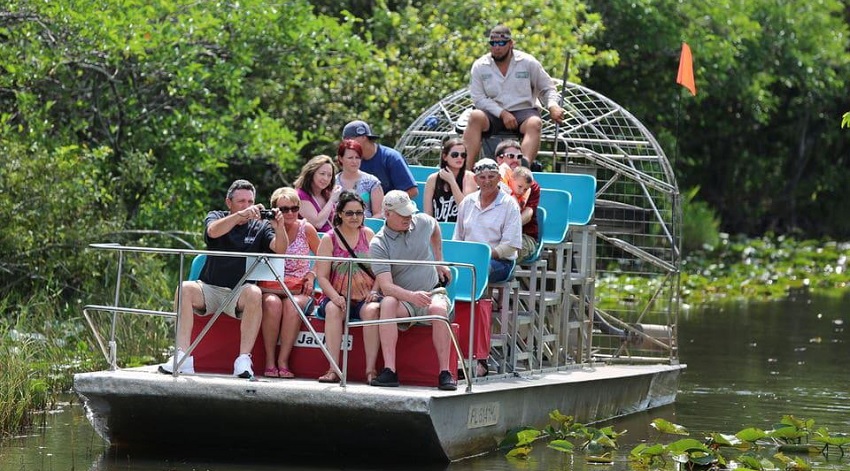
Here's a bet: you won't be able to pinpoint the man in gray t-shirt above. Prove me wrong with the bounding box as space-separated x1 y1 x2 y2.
369 191 457 390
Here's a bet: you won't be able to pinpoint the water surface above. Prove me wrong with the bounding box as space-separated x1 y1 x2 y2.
1 293 847 470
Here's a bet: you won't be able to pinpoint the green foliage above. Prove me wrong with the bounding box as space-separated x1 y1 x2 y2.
843 112 850 129
585 0 850 237
681 236 850 305
505 413 849 467
681 186 721 254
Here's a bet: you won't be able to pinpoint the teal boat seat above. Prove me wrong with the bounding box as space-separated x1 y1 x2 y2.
538 189 572 245
188 254 206 281
439 221 456 239
520 206 547 265
364 217 385 233
412 182 426 213
532 172 596 225
442 239 490 301
409 164 437 183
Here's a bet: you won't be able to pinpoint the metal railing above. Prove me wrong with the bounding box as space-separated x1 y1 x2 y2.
82 243 479 392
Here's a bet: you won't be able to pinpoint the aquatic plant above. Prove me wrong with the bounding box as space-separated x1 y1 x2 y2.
502 414 850 467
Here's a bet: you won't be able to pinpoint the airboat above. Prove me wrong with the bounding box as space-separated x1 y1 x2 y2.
74 81 685 463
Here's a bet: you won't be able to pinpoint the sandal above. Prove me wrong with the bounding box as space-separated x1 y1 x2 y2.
318 370 340 383
278 366 295 379
264 367 279 378
366 370 378 384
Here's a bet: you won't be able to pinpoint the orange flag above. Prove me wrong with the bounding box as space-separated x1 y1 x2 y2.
676 42 696 96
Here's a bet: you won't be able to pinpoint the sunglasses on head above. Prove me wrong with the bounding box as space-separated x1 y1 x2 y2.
489 40 509 47
449 151 468 159
277 205 300 213
498 152 523 159
342 210 365 217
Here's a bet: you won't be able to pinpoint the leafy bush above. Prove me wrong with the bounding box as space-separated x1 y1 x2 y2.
681 187 721 254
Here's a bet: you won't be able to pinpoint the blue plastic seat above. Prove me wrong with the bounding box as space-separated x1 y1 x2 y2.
188 254 206 281
442 239 490 301
532 172 596 225
409 164 437 183
411 181 426 213
438 221 456 239
538 189 572 246
364 217 385 233
520 206 547 265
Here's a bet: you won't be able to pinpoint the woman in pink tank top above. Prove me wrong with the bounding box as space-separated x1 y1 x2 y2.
314 191 381 383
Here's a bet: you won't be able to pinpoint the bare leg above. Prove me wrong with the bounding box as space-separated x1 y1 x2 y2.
277 295 306 371
261 294 282 370
462 110 490 171
378 297 408 372
174 281 205 351
237 285 264 354
323 304 344 369
519 116 543 165
360 302 381 376
429 303 452 371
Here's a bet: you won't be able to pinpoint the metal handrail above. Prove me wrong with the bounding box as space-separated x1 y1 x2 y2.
84 243 479 391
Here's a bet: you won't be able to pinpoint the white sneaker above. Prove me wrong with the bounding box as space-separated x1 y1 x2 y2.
158 350 195 375
233 353 253 378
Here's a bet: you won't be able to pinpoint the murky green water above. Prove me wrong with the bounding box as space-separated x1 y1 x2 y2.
2 293 847 470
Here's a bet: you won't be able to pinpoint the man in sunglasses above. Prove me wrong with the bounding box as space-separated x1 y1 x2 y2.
463 25 565 171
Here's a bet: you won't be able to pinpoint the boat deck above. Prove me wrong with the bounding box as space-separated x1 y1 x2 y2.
75 362 683 462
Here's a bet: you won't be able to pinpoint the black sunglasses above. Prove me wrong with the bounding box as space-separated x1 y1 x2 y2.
489 40 509 47
449 151 468 159
277 205 300 213
342 210 365 217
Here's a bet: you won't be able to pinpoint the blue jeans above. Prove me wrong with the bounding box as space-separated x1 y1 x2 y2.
489 259 514 283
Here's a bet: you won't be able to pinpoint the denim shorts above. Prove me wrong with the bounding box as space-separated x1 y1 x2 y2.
315 297 367 321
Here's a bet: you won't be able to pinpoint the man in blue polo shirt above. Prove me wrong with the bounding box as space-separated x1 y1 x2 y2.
342 120 418 198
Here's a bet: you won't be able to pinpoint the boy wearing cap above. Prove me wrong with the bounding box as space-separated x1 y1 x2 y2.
342 120 418 199
454 159 523 283
368 190 457 390
462 25 565 170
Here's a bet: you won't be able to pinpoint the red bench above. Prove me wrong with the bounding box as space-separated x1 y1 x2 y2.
190 314 461 387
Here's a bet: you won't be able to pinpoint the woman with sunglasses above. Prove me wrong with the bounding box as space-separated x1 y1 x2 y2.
314 191 381 383
294 154 342 233
335 139 384 218
423 137 476 222
259 187 322 378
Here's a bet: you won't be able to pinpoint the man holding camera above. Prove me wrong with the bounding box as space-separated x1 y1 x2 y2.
159 179 288 378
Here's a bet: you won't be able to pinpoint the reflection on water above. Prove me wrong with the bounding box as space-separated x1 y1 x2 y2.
1 293 848 471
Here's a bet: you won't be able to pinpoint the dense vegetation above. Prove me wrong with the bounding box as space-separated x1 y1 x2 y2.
1 0 849 436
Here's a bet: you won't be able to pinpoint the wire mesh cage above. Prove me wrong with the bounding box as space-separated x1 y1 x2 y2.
396 82 682 364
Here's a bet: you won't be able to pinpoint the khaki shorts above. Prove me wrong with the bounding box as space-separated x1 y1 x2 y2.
518 234 540 262
398 287 454 331
195 281 251 319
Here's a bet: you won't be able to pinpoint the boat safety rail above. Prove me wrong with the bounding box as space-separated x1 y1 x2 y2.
84 243 480 391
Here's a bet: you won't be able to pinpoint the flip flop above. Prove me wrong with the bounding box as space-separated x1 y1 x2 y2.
278 366 295 379
366 370 378 384
318 370 340 383
264 367 279 378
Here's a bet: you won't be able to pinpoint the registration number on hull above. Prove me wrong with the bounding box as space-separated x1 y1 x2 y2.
467 402 500 429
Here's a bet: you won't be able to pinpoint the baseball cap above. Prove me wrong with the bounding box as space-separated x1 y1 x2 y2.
342 120 381 140
383 190 417 216
473 158 500 175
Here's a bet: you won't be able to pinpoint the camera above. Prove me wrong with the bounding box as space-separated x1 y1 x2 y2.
259 209 275 220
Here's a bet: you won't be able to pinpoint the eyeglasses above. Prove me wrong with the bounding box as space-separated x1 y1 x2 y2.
342 210 365 217
277 205 300 213
449 151 468 159
489 40 509 47
498 153 523 160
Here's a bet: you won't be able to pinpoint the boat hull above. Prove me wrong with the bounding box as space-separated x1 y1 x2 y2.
74 363 683 462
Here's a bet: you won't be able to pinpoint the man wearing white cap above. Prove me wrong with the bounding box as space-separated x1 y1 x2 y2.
368 190 456 390
342 120 418 198
462 24 565 170
454 158 522 283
